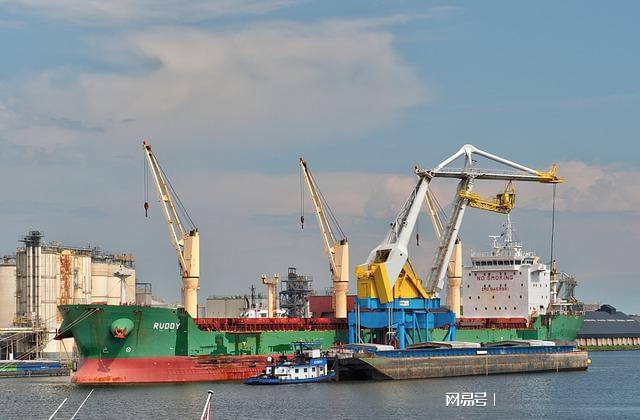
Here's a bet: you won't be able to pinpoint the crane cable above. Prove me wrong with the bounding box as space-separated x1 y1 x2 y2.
159 163 197 231
143 154 149 217
312 171 347 241
550 183 557 265
299 164 346 241
300 164 305 229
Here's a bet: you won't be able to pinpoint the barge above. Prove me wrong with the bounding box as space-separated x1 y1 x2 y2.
336 342 589 381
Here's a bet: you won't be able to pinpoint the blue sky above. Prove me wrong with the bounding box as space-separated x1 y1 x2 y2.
1 1 638 313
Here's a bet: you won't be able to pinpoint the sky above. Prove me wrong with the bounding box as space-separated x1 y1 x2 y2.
0 1 638 313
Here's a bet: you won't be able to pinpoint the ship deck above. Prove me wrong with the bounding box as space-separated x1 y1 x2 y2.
195 317 348 332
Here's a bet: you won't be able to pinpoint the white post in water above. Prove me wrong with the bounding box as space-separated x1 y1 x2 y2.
200 390 214 420
48 398 68 420
70 389 94 420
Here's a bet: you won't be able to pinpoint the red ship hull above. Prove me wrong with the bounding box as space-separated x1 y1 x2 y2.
72 355 273 384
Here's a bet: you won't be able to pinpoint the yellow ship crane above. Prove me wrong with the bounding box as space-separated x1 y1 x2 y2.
299 157 349 318
458 181 516 214
143 140 200 318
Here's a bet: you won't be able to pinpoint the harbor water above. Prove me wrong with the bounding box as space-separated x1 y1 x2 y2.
1 351 638 419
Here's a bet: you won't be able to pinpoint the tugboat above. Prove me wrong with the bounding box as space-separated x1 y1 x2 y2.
244 341 336 385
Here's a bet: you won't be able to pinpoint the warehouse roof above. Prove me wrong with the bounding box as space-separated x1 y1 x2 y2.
577 305 640 338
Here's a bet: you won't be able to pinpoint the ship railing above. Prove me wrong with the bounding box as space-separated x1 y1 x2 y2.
470 250 535 258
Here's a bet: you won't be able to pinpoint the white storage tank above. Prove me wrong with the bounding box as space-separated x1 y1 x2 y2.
93 260 135 305
107 269 121 305
91 262 110 304
0 257 16 328
74 254 92 303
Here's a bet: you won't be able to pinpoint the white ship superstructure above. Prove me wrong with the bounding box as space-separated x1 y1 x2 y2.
462 216 550 319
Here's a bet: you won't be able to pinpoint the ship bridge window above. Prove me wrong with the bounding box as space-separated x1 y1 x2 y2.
481 261 487 266
516 260 522 265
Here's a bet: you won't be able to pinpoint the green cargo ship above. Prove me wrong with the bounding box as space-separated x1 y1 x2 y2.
56 302 581 384
55 303 347 384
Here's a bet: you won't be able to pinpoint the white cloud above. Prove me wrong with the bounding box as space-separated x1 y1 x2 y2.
182 170 417 220
3 21 426 150
0 0 298 24
178 160 640 230
516 161 640 214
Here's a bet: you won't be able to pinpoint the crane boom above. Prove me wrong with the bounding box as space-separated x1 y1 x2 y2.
143 140 200 318
425 190 444 238
356 170 430 304
425 189 463 316
299 158 349 318
421 144 562 297
425 178 472 296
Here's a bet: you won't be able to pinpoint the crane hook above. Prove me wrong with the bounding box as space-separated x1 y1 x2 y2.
416 232 420 246
300 215 304 229
144 201 149 217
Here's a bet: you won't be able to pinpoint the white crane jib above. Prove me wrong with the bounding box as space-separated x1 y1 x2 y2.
420 144 561 298
356 169 431 303
143 140 200 318
364 171 430 285
299 158 349 318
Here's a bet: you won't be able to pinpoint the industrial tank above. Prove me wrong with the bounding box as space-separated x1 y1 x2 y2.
73 254 92 303
0 258 16 327
107 271 121 305
90 262 110 304
92 261 134 304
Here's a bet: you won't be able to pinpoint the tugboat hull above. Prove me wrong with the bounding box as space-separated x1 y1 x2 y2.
244 371 336 385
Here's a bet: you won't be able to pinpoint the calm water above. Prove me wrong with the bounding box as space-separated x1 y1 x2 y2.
1 351 638 420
